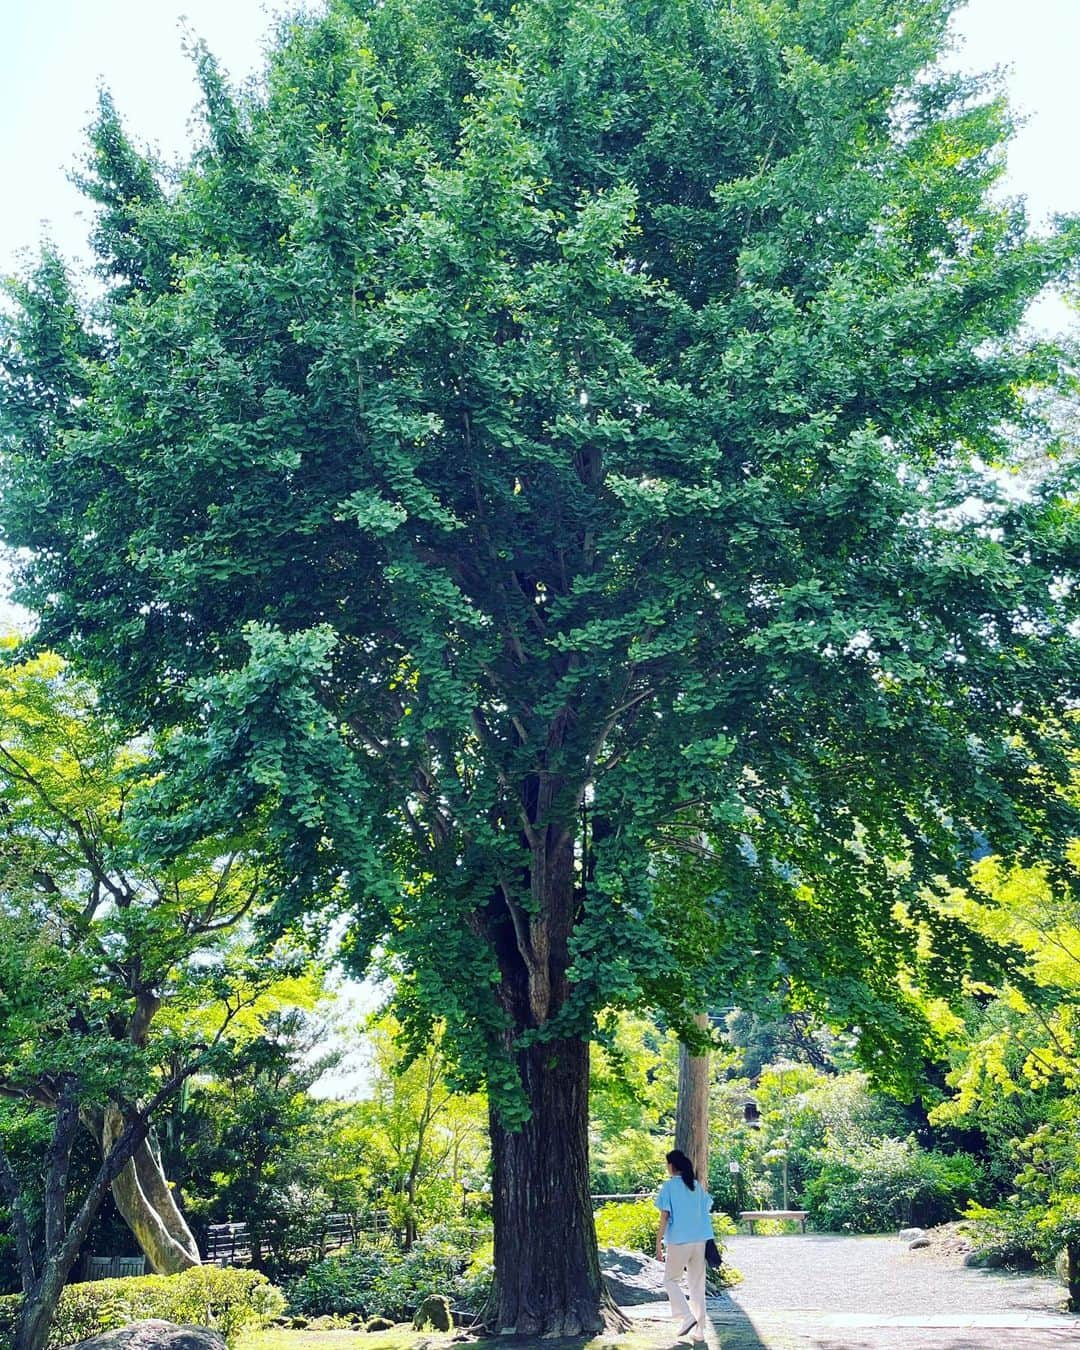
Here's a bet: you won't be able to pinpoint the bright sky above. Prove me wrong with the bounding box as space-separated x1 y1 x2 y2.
2 0 1079 283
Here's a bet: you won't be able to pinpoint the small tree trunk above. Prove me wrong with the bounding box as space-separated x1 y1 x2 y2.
676 1013 711 1185
101 1108 200 1272
132 1136 201 1261
15 1110 154 1350
404 1176 418 1251
13 1273 65 1350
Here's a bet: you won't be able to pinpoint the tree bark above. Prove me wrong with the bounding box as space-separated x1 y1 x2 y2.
676 1013 711 1185
14 1276 64 1350
489 1034 611 1335
99 1108 201 1272
15 1110 152 1350
487 823 624 1336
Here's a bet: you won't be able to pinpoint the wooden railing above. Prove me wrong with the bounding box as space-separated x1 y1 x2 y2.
204 1212 375 1266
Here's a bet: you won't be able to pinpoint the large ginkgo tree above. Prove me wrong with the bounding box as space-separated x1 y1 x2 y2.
2 0 1079 1332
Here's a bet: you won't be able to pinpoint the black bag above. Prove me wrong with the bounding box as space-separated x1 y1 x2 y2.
704 1238 722 1268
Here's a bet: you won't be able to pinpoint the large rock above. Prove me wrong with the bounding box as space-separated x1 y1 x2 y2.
600 1247 668 1305
66 1322 226 1350
898 1228 925 1243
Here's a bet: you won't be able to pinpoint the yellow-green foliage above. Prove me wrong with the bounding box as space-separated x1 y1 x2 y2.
593 1199 736 1254
0 1266 284 1349
594 1199 659 1254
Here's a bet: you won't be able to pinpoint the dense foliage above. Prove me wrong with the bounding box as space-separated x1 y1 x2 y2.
0 1267 283 1349
285 1223 491 1321
925 847 1080 1304
804 1138 983 1232
3 0 1078 1104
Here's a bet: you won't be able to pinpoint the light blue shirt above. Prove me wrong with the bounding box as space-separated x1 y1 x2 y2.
655 1176 715 1244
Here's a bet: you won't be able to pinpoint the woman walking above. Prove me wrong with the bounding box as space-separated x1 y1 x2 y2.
654 1149 714 1341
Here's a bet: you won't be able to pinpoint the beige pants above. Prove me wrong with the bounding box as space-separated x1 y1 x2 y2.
663 1240 707 1330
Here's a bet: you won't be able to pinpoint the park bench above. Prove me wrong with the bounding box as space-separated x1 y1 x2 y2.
738 1209 809 1234
83 1255 147 1280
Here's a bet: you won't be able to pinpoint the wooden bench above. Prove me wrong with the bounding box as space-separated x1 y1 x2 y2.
83 1255 147 1280
738 1209 809 1234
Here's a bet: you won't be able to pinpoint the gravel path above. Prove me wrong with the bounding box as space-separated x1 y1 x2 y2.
720 1234 1065 1317
629 1234 1078 1349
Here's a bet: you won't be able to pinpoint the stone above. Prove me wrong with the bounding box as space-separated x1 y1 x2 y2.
366 1316 395 1332
908 1237 931 1249
413 1294 453 1332
599 1246 668 1305
65 1322 226 1350
899 1228 925 1243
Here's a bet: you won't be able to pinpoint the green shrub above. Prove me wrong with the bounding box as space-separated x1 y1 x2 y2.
286 1222 493 1321
593 1200 658 1255
285 1242 389 1317
0 1265 283 1349
962 1198 1078 1275
804 1138 983 1233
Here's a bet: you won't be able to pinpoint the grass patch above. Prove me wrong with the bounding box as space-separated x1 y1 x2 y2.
237 1320 704 1350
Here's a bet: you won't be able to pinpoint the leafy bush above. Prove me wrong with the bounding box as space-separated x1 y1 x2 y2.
0 1266 283 1349
593 1200 659 1255
285 1242 389 1317
961 1201 1042 1269
804 1138 982 1233
287 1222 492 1320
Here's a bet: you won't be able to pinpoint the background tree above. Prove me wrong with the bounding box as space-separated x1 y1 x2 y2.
167 998 349 1275
356 1016 488 1250
3 0 1080 1332
929 843 1080 1305
0 645 304 1346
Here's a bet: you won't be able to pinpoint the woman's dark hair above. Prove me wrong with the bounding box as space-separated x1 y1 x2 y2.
666 1149 696 1190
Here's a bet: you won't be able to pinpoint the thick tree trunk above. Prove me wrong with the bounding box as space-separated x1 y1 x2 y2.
100 1108 201 1272
487 820 623 1336
489 1035 611 1335
675 1013 711 1185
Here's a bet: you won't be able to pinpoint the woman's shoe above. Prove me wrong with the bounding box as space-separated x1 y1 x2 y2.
676 1319 697 1338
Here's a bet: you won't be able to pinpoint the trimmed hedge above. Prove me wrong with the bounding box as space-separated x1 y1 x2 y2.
0 1265 284 1349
